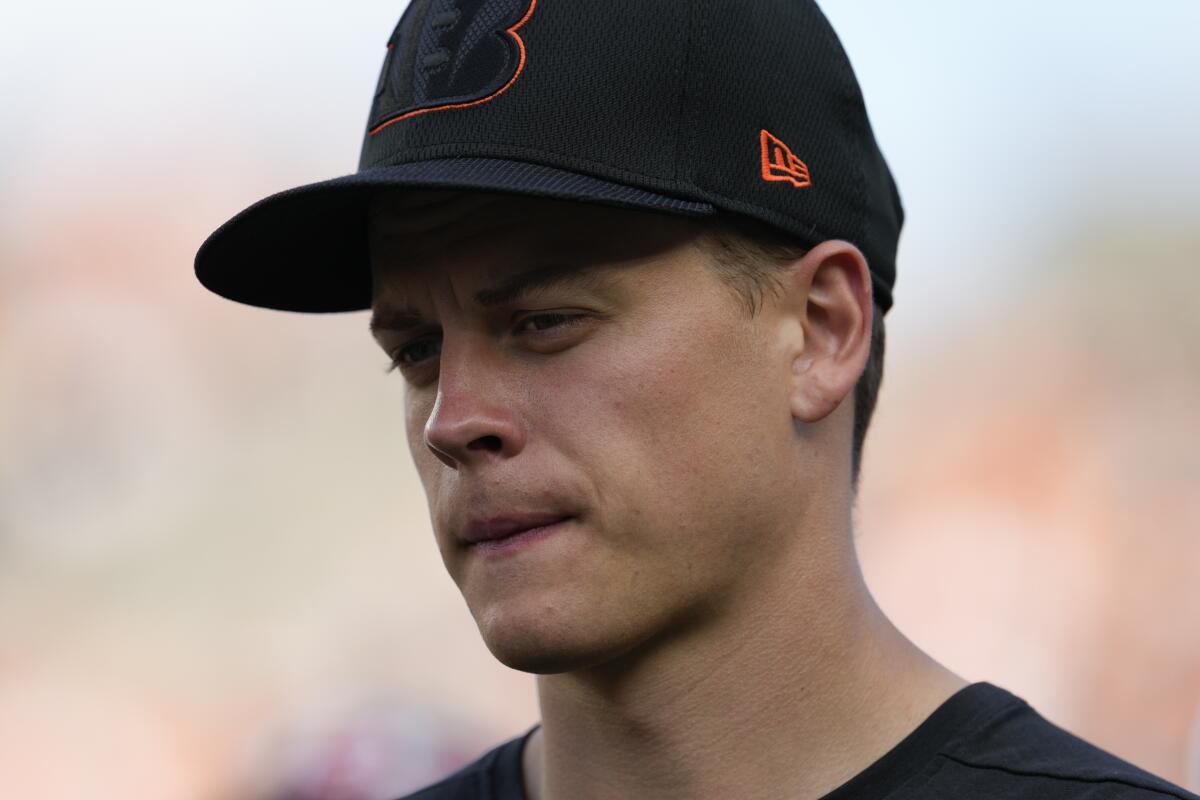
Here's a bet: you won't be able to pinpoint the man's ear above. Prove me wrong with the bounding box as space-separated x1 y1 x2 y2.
775 239 874 424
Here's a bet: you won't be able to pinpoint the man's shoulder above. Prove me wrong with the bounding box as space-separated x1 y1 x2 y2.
392 765 483 800
927 751 1198 800
389 727 533 800
396 772 484 800
919 685 1199 799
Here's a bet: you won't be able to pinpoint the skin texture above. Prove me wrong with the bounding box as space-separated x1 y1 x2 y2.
368 189 967 800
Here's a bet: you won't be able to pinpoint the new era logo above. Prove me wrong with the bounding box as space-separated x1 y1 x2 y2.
760 129 811 188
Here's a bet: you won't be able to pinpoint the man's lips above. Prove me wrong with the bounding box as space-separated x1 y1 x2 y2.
460 512 573 544
469 517 573 556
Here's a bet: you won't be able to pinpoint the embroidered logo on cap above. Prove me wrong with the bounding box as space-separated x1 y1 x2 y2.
368 0 537 136
760 129 812 188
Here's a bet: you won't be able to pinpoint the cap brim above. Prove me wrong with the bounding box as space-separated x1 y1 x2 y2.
194 157 716 313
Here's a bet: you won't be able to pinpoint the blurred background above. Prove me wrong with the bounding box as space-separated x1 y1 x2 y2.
2 1 1198 797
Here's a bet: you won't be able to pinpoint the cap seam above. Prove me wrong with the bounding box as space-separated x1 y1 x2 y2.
670 0 698 185
683 0 708 189
362 142 703 197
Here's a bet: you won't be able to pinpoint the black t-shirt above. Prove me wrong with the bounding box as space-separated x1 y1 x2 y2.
393 682 1199 799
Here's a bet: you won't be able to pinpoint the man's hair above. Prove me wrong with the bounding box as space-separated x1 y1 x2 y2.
693 213 887 498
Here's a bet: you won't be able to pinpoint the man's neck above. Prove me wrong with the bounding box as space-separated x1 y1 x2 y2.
521 537 967 800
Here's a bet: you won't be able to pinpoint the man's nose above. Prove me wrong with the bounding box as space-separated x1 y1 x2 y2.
422 337 525 469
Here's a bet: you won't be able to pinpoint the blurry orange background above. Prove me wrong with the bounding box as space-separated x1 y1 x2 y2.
1 2 1198 798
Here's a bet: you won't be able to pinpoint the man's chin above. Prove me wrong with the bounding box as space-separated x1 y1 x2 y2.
476 617 635 675
489 647 592 675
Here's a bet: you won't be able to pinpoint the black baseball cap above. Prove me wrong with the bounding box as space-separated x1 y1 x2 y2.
194 0 902 315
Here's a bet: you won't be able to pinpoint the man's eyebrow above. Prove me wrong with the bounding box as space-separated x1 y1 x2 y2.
369 262 614 334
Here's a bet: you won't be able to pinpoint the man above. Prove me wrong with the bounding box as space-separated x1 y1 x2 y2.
195 2 1199 798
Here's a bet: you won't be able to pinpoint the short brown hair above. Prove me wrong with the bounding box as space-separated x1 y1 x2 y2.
693 213 886 498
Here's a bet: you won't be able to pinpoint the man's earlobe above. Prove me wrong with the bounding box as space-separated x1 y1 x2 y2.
788 364 840 423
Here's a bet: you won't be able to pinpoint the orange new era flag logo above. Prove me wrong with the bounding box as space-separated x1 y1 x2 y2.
760 129 811 188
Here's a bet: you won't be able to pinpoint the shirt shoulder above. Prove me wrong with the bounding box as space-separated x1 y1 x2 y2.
911 684 1199 800
389 725 536 800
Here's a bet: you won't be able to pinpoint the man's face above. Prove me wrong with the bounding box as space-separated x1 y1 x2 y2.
369 190 809 675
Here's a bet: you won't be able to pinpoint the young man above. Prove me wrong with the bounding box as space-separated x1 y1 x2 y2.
195 2 1199 798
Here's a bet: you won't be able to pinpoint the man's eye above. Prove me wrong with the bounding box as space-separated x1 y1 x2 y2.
386 312 586 373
